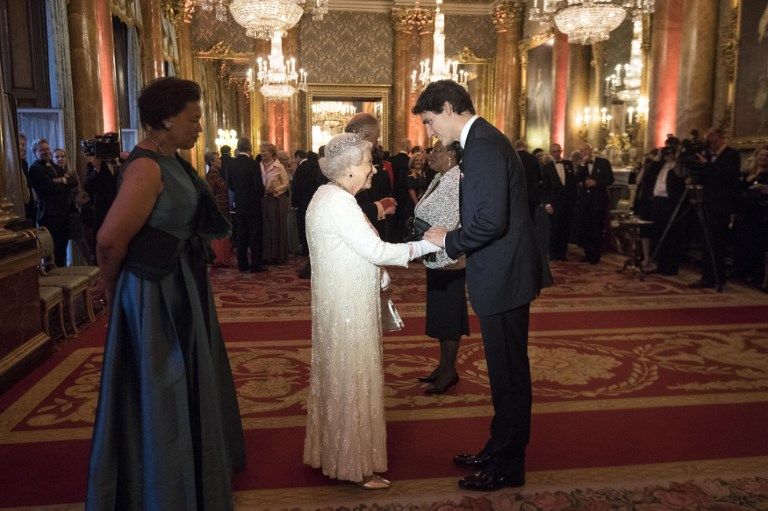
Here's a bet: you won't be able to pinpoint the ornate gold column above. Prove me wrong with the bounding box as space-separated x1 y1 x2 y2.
589 41 605 144
647 0 683 147
492 1 524 139
140 0 164 81
392 8 418 148
413 12 434 147
250 39 270 145
565 44 591 152
675 0 719 136
0 63 22 219
285 27 304 152
67 0 105 156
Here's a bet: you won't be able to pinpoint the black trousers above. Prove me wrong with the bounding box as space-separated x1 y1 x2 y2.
651 196 683 275
234 212 263 271
549 199 575 259
578 200 608 263
702 208 730 286
477 303 532 475
296 207 309 256
41 216 70 267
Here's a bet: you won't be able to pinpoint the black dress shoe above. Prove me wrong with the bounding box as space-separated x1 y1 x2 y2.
417 374 438 383
579 256 590 263
453 452 491 470
689 279 715 289
250 265 268 273
425 373 459 394
458 470 525 492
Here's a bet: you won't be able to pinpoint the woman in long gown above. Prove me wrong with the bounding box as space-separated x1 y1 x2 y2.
303 133 439 489
86 77 244 510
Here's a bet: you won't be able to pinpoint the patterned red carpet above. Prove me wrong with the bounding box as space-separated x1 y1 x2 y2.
1 253 767 509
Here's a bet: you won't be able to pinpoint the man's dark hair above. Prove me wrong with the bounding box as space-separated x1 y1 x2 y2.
138 77 201 130
236 137 252 153
318 145 325 157
410 145 423 155
532 148 544 156
411 79 475 116
294 149 308 159
220 145 232 156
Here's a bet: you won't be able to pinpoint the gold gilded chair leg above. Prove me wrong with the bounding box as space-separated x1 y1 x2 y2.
41 309 51 337
84 289 96 323
65 293 79 336
58 303 72 338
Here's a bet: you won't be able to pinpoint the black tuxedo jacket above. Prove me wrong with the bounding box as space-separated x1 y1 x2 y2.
445 117 542 315
575 156 614 210
291 159 320 211
541 159 577 207
83 161 117 223
390 152 410 194
701 146 741 215
28 160 76 221
516 150 542 215
226 154 264 215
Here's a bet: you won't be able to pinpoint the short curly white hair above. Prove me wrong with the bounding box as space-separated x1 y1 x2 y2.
321 133 372 181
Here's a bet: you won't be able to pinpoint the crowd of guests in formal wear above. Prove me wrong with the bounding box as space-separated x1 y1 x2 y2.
18 133 120 268
630 128 767 290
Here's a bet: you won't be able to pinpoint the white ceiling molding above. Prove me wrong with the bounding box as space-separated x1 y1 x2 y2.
328 0 498 16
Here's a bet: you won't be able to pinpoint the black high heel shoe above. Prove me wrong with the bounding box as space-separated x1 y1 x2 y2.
417 367 441 383
425 373 459 395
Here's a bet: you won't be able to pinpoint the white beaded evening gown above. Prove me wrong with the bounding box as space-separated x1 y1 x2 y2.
303 183 410 482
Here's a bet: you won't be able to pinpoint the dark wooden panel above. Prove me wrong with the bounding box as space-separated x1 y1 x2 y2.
0 0 50 108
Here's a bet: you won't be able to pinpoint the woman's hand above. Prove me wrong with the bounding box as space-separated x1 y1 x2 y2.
380 268 390 291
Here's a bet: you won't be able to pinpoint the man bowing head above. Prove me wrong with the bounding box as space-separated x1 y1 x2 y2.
415 80 542 492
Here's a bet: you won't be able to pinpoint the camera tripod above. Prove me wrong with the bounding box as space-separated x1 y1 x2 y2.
652 184 723 292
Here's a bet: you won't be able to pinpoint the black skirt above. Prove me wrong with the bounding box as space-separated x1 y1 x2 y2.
425 267 470 340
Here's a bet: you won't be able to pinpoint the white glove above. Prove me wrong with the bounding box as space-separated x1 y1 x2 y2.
380 268 390 291
408 239 440 260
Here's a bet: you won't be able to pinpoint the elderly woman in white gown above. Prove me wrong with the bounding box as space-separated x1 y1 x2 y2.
303 133 439 489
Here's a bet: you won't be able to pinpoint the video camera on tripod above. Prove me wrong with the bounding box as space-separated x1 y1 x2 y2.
677 130 707 181
80 132 121 161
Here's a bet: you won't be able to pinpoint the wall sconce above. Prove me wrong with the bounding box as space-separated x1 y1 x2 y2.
599 107 612 127
574 106 592 141
215 129 238 150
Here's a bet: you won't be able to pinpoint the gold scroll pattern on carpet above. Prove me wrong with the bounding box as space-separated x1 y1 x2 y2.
1 323 767 443
210 258 768 322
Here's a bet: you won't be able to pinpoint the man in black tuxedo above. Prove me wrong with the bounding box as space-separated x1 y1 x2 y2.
390 138 412 241
575 144 614 264
83 155 118 261
514 140 542 219
416 80 542 492
18 133 35 221
344 113 397 235
542 143 577 261
227 137 267 273
291 150 320 257
28 138 77 267
689 128 741 288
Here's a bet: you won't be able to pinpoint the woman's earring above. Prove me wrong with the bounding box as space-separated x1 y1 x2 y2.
348 173 353 178
163 121 173 129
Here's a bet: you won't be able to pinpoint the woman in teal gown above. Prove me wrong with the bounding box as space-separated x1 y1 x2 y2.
86 77 245 510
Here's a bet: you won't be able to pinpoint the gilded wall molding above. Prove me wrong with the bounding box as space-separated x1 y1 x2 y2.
304 84 391 151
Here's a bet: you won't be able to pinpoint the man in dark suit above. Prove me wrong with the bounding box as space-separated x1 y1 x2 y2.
575 144 614 264
227 137 267 273
344 113 397 235
18 133 35 221
542 143 577 261
83 155 118 257
291 151 320 257
28 138 77 267
416 80 542 492
689 128 741 288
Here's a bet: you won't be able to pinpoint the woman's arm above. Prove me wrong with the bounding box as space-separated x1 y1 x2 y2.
273 165 290 195
96 158 162 303
409 188 419 206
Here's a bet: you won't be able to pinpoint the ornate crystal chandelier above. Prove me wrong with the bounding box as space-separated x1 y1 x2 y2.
227 0 328 39
411 0 468 90
605 17 644 102
530 0 654 45
254 31 308 101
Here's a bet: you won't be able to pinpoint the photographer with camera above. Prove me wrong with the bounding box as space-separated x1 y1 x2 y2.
28 138 78 266
732 146 768 287
687 128 741 289
82 137 119 261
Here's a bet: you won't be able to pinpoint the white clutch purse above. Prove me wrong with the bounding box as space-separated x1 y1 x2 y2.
380 289 404 332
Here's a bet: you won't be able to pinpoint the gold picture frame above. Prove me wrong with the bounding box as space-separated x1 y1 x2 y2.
722 0 768 149
304 84 391 152
453 47 496 122
519 30 555 149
